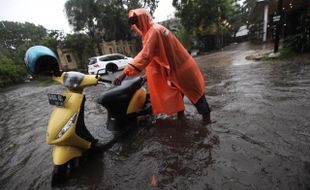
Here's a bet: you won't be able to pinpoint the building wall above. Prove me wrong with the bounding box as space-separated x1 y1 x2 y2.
249 0 308 43
57 39 137 71
56 48 79 71
94 40 136 57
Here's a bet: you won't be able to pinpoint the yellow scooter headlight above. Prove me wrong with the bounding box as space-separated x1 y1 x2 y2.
55 112 78 139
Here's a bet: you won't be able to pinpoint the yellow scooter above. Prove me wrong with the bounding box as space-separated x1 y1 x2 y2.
24 46 151 187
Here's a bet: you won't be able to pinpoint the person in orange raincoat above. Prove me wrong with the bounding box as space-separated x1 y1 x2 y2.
113 8 211 123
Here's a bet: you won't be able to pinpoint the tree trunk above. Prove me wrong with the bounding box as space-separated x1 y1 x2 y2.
96 40 103 55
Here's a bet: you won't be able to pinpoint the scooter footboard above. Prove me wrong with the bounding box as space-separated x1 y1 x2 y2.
53 146 82 165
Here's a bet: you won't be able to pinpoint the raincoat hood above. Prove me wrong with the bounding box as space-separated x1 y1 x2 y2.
128 8 154 36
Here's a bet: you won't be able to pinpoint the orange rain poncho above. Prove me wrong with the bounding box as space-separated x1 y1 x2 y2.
123 8 205 115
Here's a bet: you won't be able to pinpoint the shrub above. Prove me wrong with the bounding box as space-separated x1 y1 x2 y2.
284 33 310 53
279 48 297 59
0 56 27 88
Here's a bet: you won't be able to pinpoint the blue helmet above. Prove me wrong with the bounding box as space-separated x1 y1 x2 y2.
24 46 61 76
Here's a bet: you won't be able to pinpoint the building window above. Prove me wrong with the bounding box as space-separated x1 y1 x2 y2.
65 54 72 64
109 47 113 54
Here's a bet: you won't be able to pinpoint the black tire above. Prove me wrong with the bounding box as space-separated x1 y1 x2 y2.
51 164 68 187
69 157 80 172
106 63 118 73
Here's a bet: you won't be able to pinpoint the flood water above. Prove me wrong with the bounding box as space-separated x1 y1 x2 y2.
0 42 310 189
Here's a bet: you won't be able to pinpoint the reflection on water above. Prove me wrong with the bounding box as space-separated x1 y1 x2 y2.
0 42 310 189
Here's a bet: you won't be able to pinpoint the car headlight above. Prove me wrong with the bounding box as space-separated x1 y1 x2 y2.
55 113 78 139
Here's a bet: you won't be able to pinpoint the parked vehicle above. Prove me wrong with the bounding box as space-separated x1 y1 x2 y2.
88 53 133 75
24 46 151 187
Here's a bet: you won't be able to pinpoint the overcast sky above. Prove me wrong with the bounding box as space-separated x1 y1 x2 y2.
0 0 175 33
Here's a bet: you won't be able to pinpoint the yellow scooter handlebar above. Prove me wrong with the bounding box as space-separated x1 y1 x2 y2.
52 72 99 89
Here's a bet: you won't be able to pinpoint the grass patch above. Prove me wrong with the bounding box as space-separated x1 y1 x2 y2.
278 48 298 59
34 78 56 87
246 48 299 61
245 52 271 61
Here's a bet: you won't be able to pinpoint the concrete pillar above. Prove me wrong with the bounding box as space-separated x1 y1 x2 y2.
263 3 269 42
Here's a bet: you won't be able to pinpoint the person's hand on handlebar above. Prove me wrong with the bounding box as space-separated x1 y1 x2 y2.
113 73 126 85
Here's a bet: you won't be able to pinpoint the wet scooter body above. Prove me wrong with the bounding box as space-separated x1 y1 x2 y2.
24 46 151 187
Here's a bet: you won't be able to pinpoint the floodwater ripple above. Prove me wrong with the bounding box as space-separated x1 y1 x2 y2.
0 42 310 189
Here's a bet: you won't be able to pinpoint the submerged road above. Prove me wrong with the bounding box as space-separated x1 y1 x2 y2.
0 42 309 189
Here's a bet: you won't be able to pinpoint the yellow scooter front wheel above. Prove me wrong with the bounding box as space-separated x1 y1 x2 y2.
51 145 83 187
51 157 80 187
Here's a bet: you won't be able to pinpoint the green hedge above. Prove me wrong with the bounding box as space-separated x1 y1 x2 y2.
284 33 310 53
0 56 27 88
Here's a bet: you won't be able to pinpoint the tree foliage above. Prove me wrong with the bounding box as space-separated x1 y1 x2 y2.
242 0 257 19
64 0 158 55
64 0 158 42
0 21 47 49
0 21 50 88
172 0 234 36
62 33 94 69
0 56 27 88
229 1 248 36
162 19 192 49
40 30 66 53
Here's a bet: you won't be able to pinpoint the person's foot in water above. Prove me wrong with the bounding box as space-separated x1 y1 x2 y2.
202 112 211 124
177 111 186 120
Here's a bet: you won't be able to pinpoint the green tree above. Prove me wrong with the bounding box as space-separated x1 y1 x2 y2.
64 0 159 54
162 19 192 49
62 33 93 69
96 0 131 41
242 0 257 20
173 0 234 35
0 21 47 49
0 56 27 88
40 30 65 53
124 0 159 15
64 0 103 54
229 2 244 37
172 0 237 50
0 21 54 88
0 21 51 67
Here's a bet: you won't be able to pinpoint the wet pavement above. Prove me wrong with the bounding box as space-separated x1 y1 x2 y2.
0 42 310 189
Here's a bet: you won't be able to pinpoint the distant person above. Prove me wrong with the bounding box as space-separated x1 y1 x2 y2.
113 8 211 124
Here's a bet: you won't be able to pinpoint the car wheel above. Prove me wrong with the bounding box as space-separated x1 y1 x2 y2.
106 63 118 73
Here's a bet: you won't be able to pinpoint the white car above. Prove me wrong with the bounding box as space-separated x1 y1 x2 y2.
87 53 133 75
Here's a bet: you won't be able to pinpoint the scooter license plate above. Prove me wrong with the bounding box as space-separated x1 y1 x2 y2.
47 93 66 107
